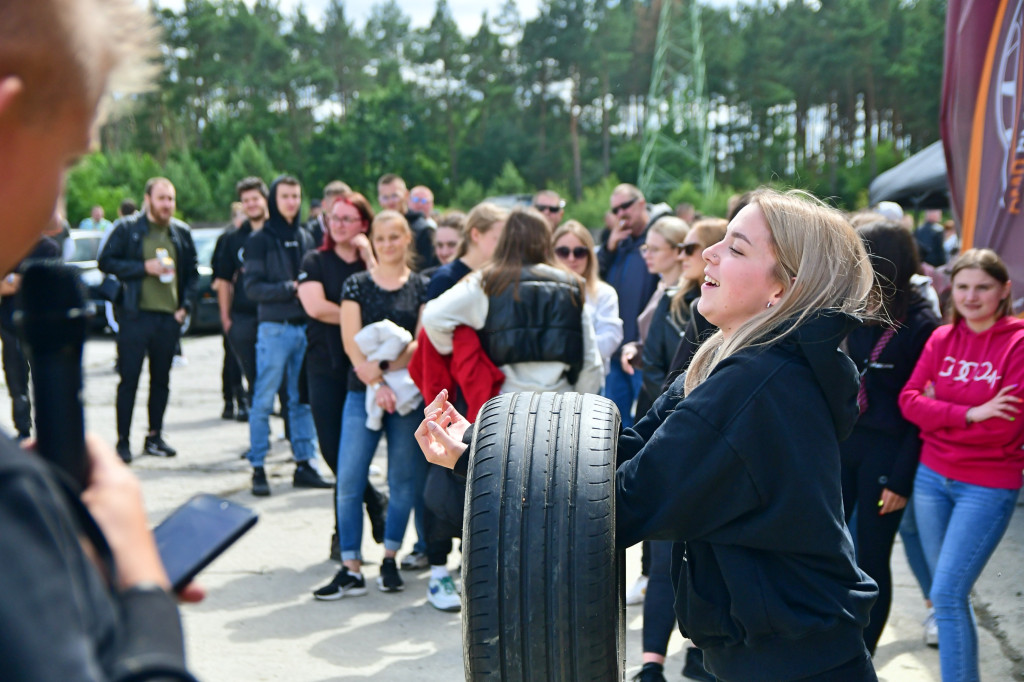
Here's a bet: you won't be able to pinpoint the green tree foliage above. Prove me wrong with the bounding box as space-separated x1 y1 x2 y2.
74 0 946 222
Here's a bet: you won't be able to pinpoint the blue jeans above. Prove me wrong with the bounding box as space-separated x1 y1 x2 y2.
913 463 1018 682
603 361 643 429
337 391 427 562
247 322 316 467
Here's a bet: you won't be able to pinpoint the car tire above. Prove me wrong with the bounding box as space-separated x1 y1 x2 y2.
462 391 623 681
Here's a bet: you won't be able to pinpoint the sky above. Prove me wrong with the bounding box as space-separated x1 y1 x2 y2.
156 0 542 37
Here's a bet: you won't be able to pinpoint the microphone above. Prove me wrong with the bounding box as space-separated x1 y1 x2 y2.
15 262 91 491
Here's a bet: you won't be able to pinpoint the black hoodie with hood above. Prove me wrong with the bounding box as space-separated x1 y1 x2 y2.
243 177 315 324
615 311 878 682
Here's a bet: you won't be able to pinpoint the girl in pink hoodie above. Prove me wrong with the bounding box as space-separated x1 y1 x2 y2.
899 248 1023 682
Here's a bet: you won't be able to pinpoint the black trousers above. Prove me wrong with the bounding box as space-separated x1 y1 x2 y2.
840 428 906 655
221 332 244 406
642 540 676 656
0 326 31 437
116 311 180 441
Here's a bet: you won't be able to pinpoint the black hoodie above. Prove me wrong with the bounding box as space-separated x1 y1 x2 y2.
616 311 877 682
242 177 315 323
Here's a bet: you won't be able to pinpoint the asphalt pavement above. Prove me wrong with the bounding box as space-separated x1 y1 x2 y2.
2 332 1022 681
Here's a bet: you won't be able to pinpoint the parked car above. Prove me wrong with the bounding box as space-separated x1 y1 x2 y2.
183 226 226 334
483 194 534 210
62 229 110 331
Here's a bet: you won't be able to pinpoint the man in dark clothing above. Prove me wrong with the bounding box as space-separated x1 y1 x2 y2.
378 173 439 271
597 183 672 428
243 175 332 496
914 209 947 267
0 1 196 678
99 178 198 464
0 235 61 439
214 176 269 421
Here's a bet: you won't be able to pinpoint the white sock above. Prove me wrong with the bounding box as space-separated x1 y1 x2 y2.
430 565 450 580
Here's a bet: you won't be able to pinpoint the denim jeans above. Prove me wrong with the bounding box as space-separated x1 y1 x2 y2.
603 361 643 429
913 463 1019 682
247 322 315 467
337 391 426 562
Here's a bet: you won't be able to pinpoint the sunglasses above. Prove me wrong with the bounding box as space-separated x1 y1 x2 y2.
680 243 701 256
611 197 638 215
555 246 590 260
535 204 563 213
410 196 431 205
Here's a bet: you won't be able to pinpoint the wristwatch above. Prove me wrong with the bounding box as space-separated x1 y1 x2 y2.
378 359 390 372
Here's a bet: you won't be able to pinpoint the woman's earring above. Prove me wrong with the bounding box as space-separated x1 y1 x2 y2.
766 301 773 309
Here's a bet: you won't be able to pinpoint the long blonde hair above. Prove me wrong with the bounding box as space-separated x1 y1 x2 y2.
457 202 508 258
684 189 874 396
670 218 728 321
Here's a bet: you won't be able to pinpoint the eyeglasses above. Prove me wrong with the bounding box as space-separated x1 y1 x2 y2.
555 246 590 260
410 196 431 205
535 204 564 213
679 243 701 256
378 193 402 203
611 197 638 215
330 215 364 225
639 243 675 255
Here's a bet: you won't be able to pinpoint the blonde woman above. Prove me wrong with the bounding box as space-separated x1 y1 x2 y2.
553 220 623 378
426 202 508 300
418 189 880 681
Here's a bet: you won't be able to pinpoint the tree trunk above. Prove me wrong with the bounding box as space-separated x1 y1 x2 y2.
570 68 583 201
601 69 611 177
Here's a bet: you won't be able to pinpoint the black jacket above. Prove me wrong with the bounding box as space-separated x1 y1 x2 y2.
0 432 195 681
638 287 693 417
243 178 315 323
841 295 939 496
98 213 198 319
408 210 439 271
480 265 585 385
616 311 877 682
212 222 258 316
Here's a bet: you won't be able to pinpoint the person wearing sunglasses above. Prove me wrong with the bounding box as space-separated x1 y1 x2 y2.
533 189 566 230
598 184 674 429
410 185 436 222
552 221 623 382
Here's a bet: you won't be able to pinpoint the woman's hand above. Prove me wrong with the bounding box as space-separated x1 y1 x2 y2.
966 385 1021 424
375 384 397 413
878 488 907 516
415 390 470 469
620 342 639 375
352 233 377 268
354 359 384 386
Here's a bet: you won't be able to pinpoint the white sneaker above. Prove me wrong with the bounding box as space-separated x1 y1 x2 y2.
427 576 461 612
626 575 649 606
400 551 429 570
923 608 939 647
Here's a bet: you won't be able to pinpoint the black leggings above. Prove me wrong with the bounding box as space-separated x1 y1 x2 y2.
642 540 677 656
840 428 906 654
116 311 179 439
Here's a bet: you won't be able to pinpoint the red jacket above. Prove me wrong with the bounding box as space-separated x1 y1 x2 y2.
899 316 1024 489
408 326 504 422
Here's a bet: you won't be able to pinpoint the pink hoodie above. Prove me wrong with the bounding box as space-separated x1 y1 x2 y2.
899 316 1024 489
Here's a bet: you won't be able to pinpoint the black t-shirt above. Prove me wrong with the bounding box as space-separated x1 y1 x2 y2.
298 249 366 375
341 270 429 392
0 237 61 331
426 258 472 301
212 223 257 315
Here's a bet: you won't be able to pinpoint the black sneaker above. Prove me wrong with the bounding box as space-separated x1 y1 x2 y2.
252 467 270 497
116 439 132 464
293 461 333 489
632 663 667 682
399 551 429 570
364 486 388 544
377 558 404 592
313 567 367 600
682 647 716 681
221 402 235 420
144 434 177 458
235 402 249 422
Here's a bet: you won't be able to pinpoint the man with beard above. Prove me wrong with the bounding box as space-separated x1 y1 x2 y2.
99 177 198 463
243 175 332 496
213 176 269 421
